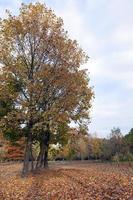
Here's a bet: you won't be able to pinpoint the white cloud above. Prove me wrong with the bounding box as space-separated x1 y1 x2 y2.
111 27 133 46
54 0 99 53
93 51 133 89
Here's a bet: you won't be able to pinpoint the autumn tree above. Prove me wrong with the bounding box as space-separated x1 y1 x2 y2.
92 137 102 159
0 3 93 176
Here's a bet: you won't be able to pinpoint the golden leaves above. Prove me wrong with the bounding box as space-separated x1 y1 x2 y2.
0 2 93 129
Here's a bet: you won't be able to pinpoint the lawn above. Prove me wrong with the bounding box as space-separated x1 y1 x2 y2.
0 162 133 200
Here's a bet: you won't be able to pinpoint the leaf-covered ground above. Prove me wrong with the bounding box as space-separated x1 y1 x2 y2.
0 162 133 200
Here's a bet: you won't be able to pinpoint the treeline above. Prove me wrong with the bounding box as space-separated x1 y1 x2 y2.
49 127 133 162
0 127 133 163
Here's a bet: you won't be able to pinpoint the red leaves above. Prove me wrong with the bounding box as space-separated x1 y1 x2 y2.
4 140 24 161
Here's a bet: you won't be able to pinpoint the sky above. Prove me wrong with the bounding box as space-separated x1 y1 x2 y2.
0 0 133 138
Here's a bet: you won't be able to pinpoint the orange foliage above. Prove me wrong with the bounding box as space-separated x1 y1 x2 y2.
5 139 24 161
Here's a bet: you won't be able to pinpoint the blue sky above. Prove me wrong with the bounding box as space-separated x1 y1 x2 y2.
0 0 133 137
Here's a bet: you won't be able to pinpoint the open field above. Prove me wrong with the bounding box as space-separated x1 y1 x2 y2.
0 162 133 200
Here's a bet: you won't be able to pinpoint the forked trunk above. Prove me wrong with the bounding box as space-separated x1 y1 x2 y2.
36 130 50 170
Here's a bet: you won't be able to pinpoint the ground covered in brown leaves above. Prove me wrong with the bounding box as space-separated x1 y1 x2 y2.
0 162 133 200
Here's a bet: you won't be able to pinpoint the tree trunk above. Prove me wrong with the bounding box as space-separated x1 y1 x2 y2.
30 141 34 172
44 145 49 168
22 135 32 177
35 129 50 170
22 121 33 177
43 130 50 168
35 141 45 170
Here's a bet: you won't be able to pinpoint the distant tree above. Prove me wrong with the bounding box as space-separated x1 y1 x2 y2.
77 136 89 160
124 128 133 154
100 139 112 160
90 136 102 159
109 127 123 156
100 128 126 161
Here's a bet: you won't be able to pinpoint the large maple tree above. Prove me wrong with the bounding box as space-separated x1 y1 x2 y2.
0 3 93 175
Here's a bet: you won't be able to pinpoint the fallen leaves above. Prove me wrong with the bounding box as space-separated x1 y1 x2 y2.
0 162 133 200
